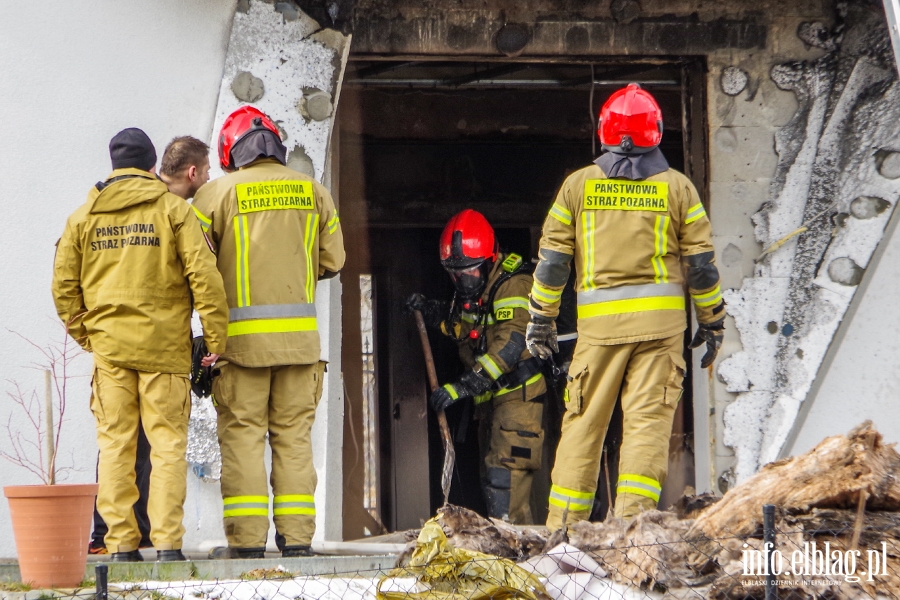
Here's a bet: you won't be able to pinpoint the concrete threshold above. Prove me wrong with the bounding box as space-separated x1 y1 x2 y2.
0 554 396 596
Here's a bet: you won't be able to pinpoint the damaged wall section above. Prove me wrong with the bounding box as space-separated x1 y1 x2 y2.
718 2 900 484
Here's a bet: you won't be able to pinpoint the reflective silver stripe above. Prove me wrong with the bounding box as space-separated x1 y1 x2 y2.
548 489 593 510
577 283 684 305
557 332 578 342
273 501 315 509
229 303 317 322
222 502 267 510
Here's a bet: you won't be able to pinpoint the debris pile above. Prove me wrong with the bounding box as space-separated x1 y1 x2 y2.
396 422 900 599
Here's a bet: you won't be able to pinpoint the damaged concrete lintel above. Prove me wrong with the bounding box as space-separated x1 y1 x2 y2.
350 17 767 57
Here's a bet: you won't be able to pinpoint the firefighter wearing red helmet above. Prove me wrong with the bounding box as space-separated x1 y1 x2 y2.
407 209 547 524
528 84 725 528
192 105 345 558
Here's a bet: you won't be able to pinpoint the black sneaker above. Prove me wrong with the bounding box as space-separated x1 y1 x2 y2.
157 549 187 562
109 550 143 562
282 545 314 558
208 546 266 559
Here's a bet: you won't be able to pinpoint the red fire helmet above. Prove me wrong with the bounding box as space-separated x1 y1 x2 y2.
598 83 663 154
439 209 498 270
218 106 281 172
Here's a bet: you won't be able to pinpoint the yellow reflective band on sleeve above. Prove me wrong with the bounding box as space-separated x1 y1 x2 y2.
581 211 597 290
494 297 529 319
692 285 723 307
233 215 251 307
273 494 316 516
304 213 319 302
494 373 543 397
443 384 459 400
617 474 661 502
192 206 212 232
549 203 573 225
685 202 707 224
531 282 562 305
548 484 594 511
327 213 340 235
476 355 503 380
651 215 669 284
223 495 269 518
578 296 685 319
227 316 318 337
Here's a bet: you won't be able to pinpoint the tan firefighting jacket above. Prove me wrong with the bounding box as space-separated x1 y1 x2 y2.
531 164 723 345
52 168 228 373
191 158 345 367
450 255 546 402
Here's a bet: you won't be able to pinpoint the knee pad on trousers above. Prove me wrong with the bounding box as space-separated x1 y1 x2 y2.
484 467 512 520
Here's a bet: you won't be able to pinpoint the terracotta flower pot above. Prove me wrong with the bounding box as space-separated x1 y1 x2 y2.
4 483 98 588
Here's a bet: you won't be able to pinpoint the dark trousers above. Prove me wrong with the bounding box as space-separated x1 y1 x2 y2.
90 422 153 548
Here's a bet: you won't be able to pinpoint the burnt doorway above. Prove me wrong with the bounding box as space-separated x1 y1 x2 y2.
339 59 706 536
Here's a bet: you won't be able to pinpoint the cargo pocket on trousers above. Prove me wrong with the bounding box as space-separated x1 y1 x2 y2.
564 358 588 415
211 362 231 413
498 420 543 471
314 361 327 406
166 375 192 421
663 353 686 406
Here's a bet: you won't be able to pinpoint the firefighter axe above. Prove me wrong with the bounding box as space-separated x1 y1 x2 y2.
413 309 455 505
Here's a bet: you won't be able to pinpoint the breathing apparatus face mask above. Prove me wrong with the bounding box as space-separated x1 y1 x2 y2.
445 260 491 303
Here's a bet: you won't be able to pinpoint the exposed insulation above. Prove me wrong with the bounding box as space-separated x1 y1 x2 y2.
720 2 900 481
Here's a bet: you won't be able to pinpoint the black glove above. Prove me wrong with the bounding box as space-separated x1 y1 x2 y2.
526 313 559 361
690 319 725 369
191 336 213 398
429 368 493 412
405 293 448 330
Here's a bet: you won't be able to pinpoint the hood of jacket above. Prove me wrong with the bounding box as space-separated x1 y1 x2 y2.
89 168 168 214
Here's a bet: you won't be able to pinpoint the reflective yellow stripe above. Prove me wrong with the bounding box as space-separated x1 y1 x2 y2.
493 297 529 311
233 215 251 307
578 295 685 319
685 202 707 224
461 312 495 325
617 474 661 501
327 213 340 234
494 373 543 397
273 494 316 516
531 282 562 305
692 285 722 307
549 203 573 225
443 384 458 400
548 484 594 511
223 495 268 518
477 355 503 380
581 211 596 290
227 316 318 337
192 206 212 232
304 213 319 302
651 215 669 284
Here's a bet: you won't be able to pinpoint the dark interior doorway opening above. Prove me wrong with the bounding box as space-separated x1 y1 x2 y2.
339 58 706 537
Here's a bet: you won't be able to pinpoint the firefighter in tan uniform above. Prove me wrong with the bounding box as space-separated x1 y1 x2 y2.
526 85 726 528
52 128 228 562
192 106 345 558
409 210 547 524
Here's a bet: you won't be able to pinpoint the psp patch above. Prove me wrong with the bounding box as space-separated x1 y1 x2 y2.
584 179 669 212
236 180 314 213
494 307 515 321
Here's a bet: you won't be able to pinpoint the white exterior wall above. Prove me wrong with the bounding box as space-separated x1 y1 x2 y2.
0 0 345 558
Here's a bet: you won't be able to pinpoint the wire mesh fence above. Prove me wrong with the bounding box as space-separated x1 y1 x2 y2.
32 503 892 600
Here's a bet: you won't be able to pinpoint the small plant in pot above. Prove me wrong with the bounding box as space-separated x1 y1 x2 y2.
2 321 97 589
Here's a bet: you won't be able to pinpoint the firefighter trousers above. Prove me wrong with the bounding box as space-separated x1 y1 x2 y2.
483 393 545 524
90 356 191 553
546 334 684 530
212 361 325 550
